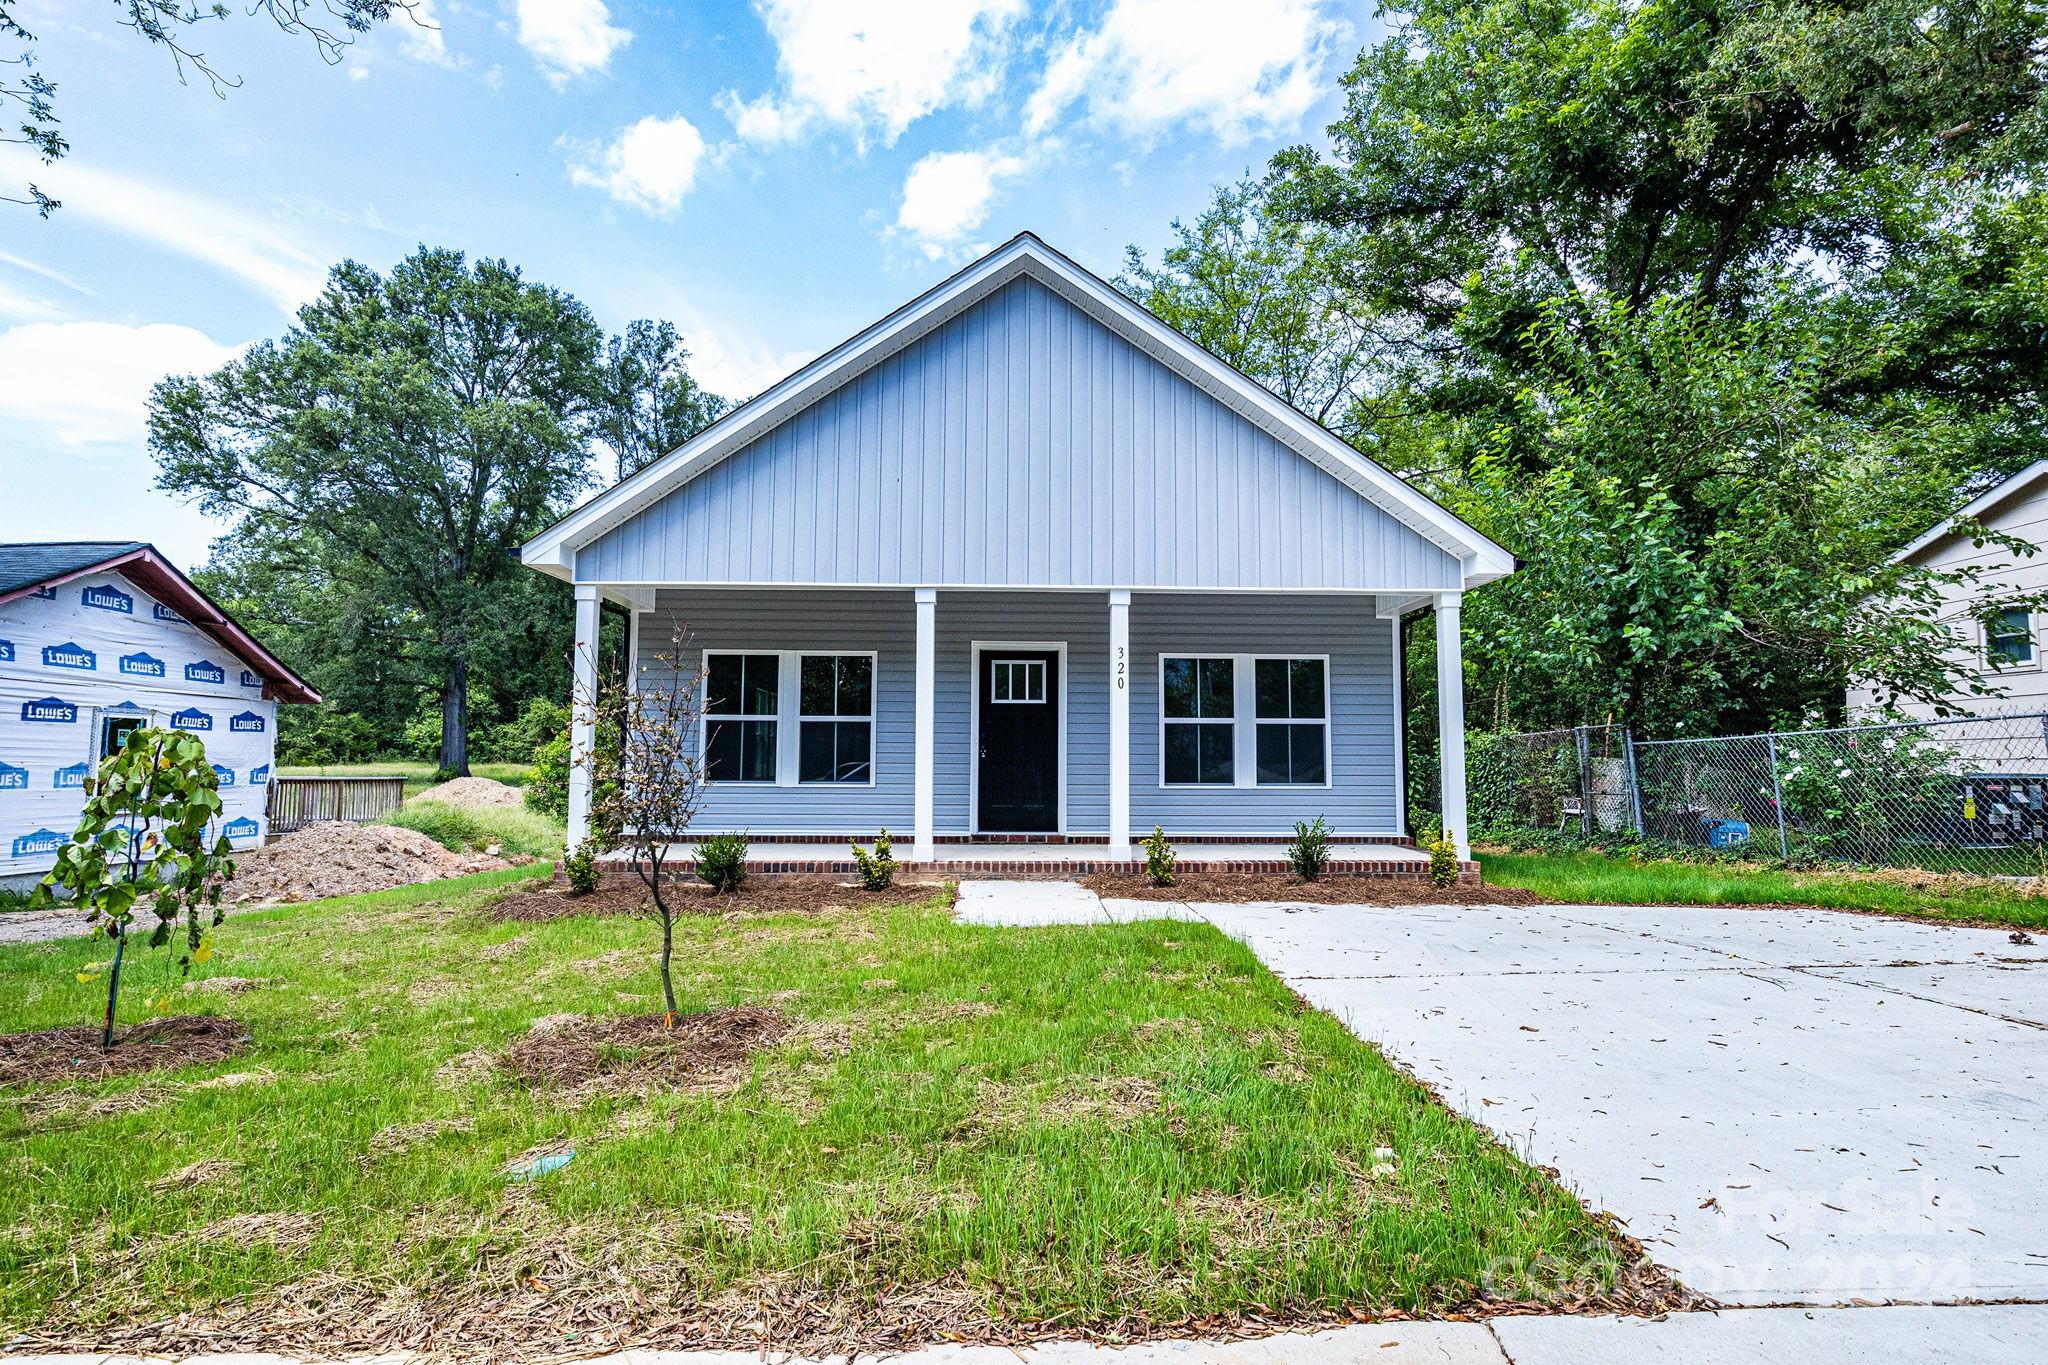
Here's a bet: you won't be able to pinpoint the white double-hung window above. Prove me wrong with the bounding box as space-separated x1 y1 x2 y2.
704 650 877 786
1159 654 1329 788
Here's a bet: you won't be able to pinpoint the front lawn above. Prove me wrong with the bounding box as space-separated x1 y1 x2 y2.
0 869 1659 1356
1479 848 2048 930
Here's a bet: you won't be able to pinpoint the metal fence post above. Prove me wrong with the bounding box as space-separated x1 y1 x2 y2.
1764 734 1790 862
1624 728 1644 835
1575 726 1592 834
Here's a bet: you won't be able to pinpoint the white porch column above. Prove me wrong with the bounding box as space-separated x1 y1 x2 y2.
1107 590 1132 860
567 584 601 850
913 588 937 861
1434 591 1470 861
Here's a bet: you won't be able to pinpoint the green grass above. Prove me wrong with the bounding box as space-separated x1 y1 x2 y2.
1480 848 2048 929
0 871 1629 1352
279 761 535 798
379 798 566 859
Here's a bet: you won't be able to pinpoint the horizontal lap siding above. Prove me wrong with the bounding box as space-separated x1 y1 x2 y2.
580 279 1460 592
1129 595 1399 836
644 589 914 834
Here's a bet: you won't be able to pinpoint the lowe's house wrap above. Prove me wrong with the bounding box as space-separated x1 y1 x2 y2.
0 543 319 888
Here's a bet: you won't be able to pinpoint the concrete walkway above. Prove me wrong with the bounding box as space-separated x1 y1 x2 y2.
9 1304 2047 1362
956 882 2048 1308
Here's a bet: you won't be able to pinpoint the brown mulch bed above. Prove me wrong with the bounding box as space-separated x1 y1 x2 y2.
0 1015 247 1086
1083 873 1543 905
489 872 951 922
497 1006 791 1091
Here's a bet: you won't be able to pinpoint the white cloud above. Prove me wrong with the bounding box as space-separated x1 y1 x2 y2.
0 151 328 314
894 147 1027 260
0 321 243 446
400 0 455 65
1024 0 1346 144
516 0 632 86
719 0 1025 149
568 114 709 215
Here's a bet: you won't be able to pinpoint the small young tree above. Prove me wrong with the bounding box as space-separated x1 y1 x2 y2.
35 728 236 1050
580 617 708 1022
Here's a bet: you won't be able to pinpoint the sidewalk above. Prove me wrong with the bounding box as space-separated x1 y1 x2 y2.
9 1304 2048 1363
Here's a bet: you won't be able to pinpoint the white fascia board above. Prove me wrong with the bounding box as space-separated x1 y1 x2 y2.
1890 459 2048 565
527 234 1517 589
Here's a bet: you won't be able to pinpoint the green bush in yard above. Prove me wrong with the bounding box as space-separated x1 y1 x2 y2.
561 840 601 896
525 731 570 819
1288 817 1332 880
693 831 749 893
1143 825 1177 886
850 830 895 891
1425 828 1461 887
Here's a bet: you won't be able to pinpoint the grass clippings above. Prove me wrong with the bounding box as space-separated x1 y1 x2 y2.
1084 872 1541 905
0 1015 247 1086
498 1006 791 1092
148 1159 238 1192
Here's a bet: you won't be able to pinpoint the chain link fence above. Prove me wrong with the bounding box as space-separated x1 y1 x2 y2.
1469 712 2048 877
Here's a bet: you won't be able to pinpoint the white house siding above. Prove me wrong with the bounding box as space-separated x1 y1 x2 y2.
642 587 1398 839
1850 484 2048 721
580 277 1463 593
1 571 277 879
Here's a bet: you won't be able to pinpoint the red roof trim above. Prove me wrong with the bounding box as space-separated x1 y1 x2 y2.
0 545 321 704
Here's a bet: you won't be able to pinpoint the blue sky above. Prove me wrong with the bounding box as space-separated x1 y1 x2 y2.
1 0 1372 566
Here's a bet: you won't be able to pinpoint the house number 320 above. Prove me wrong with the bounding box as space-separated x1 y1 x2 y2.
1115 645 1126 689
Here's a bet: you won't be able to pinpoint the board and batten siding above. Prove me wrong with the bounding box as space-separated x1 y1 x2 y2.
643 588 1399 838
582 277 1461 593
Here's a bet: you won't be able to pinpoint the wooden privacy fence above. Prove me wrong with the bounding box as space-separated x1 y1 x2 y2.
266 775 408 833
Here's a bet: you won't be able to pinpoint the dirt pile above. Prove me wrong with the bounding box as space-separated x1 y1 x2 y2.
415 776 526 808
223 822 508 905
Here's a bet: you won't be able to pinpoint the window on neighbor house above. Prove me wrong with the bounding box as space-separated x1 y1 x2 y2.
1986 607 2037 669
1162 656 1235 784
1254 658 1328 785
799 654 874 783
705 653 779 782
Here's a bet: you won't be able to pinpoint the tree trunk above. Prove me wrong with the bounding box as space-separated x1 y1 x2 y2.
440 658 470 776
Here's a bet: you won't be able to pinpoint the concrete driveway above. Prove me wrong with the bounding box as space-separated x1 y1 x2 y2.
957 884 2048 1307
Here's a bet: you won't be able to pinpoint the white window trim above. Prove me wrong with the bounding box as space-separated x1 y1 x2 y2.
700 648 880 788
1982 608 2040 674
1156 652 1333 790
990 658 1047 704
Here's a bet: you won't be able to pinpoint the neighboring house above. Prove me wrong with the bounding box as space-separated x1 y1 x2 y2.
1849 460 2048 722
522 235 1514 865
0 542 320 890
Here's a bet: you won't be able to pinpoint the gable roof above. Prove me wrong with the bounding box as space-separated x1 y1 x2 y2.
1892 459 2048 565
524 233 1515 591
0 542 321 704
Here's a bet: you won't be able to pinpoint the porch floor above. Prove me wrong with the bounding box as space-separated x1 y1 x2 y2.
652 840 1456 880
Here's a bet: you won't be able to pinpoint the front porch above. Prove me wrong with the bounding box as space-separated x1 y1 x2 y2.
658 834 1469 881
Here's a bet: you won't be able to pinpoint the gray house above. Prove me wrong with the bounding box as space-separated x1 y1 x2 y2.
522 235 1512 872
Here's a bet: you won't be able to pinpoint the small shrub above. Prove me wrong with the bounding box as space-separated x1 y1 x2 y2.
693 831 749 893
1142 825 1177 886
1425 828 1460 887
562 840 601 896
1289 817 1331 881
850 829 895 891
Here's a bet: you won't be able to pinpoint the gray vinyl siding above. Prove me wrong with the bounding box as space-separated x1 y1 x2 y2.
581 278 1460 592
643 588 1398 838
1130 596 1400 836
644 588 915 834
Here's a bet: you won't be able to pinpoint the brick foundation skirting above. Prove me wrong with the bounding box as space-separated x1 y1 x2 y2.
728 832 1422 847
740 857 1481 883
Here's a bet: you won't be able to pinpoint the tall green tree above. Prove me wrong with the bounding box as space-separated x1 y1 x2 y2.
596 320 730 482
151 247 604 775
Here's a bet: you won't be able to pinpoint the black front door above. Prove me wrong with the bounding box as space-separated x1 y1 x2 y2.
977 649 1060 832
